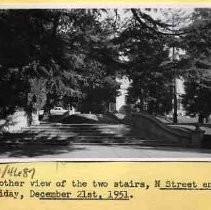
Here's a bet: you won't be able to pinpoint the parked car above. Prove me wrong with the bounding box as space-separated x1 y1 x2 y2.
50 107 68 115
38 109 44 115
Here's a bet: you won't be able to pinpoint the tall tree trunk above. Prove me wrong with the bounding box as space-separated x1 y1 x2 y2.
26 102 33 126
198 114 204 124
43 93 51 120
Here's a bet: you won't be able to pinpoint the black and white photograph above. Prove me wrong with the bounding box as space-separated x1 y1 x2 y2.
0 8 211 159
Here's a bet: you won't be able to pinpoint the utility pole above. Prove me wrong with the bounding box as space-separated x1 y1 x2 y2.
163 9 190 123
172 15 178 124
172 47 178 123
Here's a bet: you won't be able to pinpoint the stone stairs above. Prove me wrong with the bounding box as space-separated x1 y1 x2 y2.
0 123 180 146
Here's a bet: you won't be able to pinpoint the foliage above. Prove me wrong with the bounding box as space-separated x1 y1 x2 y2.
182 77 211 122
181 8 211 121
80 74 120 113
0 68 28 117
0 9 121 118
2 8 210 120
115 9 173 115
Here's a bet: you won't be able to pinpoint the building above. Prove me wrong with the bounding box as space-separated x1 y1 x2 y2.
175 78 186 116
115 76 131 112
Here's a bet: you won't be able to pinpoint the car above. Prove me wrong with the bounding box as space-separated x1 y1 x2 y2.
38 109 44 115
50 107 68 115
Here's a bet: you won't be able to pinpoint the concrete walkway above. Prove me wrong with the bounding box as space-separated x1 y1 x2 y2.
0 143 211 159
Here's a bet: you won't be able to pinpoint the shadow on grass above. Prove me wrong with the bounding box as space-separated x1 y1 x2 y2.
0 130 85 157
0 144 87 158
61 115 99 124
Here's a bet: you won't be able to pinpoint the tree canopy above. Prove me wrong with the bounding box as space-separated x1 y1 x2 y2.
180 8 211 122
114 9 174 115
0 8 211 122
0 9 122 117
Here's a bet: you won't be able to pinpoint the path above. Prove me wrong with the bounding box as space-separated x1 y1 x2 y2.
0 144 211 159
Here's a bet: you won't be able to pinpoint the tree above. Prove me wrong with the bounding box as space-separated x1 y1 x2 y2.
182 77 211 123
0 67 28 117
156 8 192 122
181 8 211 122
0 9 81 118
0 9 122 120
115 9 174 115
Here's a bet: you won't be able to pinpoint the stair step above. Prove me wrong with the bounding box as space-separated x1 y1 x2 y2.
0 136 179 146
0 123 181 146
24 126 130 128
22 128 131 132
0 135 142 141
20 132 133 137
22 129 131 132
0 139 179 146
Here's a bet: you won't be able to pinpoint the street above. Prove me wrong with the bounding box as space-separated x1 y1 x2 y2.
0 143 211 159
